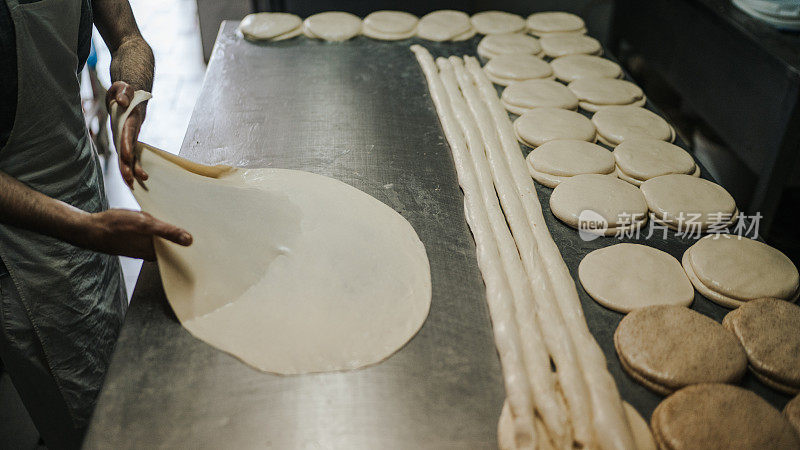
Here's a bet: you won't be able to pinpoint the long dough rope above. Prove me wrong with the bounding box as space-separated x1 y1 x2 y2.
464 56 635 450
410 45 537 449
450 56 597 449
436 57 570 448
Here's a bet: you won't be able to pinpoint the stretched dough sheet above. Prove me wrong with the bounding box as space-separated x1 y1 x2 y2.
115 93 432 375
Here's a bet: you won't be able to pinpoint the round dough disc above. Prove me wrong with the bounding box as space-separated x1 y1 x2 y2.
477 33 542 59
303 12 362 41
483 54 552 86
550 55 622 82
568 77 644 107
514 107 596 147
580 244 694 313
133 148 432 375
417 10 471 41
723 298 800 394
651 384 799 449
471 11 525 34
784 394 800 436
527 139 614 180
686 234 800 305
614 139 697 182
239 13 302 40
501 79 579 114
526 12 586 35
550 174 648 231
540 33 602 57
640 174 736 230
592 106 673 145
362 11 417 40
615 305 747 394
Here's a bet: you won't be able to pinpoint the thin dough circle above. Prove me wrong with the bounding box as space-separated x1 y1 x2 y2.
514 107 595 147
526 12 585 35
684 234 799 307
363 10 417 36
471 11 526 35
551 55 622 82
592 106 673 145
640 174 737 231
568 77 645 109
483 54 553 86
477 33 542 59
417 10 471 41
526 140 614 187
131 146 432 375
540 33 602 57
614 139 697 183
303 12 362 41
579 244 694 313
501 79 579 114
784 394 800 435
550 174 648 232
239 13 302 40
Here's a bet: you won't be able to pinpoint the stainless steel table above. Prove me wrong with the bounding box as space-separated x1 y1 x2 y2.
83 21 792 449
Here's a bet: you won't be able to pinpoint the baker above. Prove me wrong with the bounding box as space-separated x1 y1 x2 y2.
0 0 192 447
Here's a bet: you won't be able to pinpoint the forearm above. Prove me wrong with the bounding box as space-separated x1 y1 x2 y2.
93 0 154 92
0 170 94 247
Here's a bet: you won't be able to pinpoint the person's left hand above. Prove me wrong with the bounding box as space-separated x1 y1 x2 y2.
106 81 148 188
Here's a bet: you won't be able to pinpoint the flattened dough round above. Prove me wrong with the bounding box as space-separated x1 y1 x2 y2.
526 12 586 35
551 55 622 82
132 147 432 375
684 234 799 308
568 77 645 111
501 79 579 114
514 107 596 147
362 11 417 40
483 54 553 86
526 140 614 187
417 10 471 41
651 384 799 450
615 305 747 394
540 33 601 57
580 244 694 313
239 13 302 40
614 139 697 185
303 12 362 41
477 33 542 59
723 298 800 394
785 394 800 436
471 11 525 35
550 174 648 233
592 106 673 145
640 174 737 231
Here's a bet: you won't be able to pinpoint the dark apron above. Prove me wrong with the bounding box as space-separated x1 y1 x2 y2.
0 0 127 445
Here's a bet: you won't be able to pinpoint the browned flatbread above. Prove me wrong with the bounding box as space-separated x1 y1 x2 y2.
651 384 800 449
614 305 747 394
723 298 800 394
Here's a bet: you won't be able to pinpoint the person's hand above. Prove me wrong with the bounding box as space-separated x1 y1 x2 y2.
83 209 192 261
106 81 147 188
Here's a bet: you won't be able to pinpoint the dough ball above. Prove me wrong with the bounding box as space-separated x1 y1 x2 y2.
526 140 615 187
550 174 648 234
477 33 543 59
526 12 586 36
723 298 800 394
303 11 362 41
615 305 747 394
417 10 471 41
785 394 800 437
613 139 698 186
514 107 596 147
551 54 622 82
239 13 302 41
640 174 737 231
568 77 645 111
579 244 694 313
483 54 553 86
683 234 799 308
540 33 601 58
362 11 418 40
501 79 579 114
651 384 799 449
592 106 673 145
471 11 526 35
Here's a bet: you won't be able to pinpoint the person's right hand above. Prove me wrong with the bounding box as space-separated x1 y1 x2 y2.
84 209 192 260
